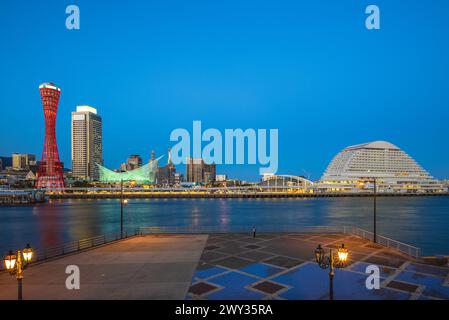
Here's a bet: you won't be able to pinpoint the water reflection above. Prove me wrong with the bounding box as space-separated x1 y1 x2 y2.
0 197 448 256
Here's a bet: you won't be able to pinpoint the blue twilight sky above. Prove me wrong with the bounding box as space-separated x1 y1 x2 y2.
0 0 448 181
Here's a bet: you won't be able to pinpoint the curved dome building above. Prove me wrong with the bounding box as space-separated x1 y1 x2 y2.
318 141 443 193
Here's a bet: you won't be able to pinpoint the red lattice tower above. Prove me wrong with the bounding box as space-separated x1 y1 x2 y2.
36 82 65 190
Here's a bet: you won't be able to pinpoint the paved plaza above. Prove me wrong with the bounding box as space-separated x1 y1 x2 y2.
0 234 207 299
1 233 449 300
187 233 449 300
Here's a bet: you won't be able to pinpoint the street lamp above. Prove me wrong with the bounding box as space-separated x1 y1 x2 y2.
314 243 349 300
120 179 128 239
372 178 377 243
3 244 34 300
120 179 129 239
365 171 378 243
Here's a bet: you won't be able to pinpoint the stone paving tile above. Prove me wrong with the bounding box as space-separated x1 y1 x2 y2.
376 250 410 260
239 263 285 278
254 234 280 239
204 245 221 251
364 243 385 250
187 233 449 300
394 270 445 286
236 250 275 262
196 261 214 270
263 256 304 269
405 263 449 277
243 244 263 250
418 295 440 300
215 241 248 254
287 233 317 240
350 262 396 279
321 234 351 239
200 251 228 263
309 236 343 244
345 236 370 243
206 238 226 245
386 280 419 293
193 265 228 280
206 272 264 300
251 281 287 295
261 238 318 261
189 282 220 295
217 234 250 241
214 256 253 269
273 263 410 300
422 286 449 300
390 269 449 299
238 237 267 244
363 255 407 268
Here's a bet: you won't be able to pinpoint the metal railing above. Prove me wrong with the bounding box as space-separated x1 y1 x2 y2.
0 229 140 272
0 225 421 272
138 225 421 258
350 227 421 258
138 225 351 235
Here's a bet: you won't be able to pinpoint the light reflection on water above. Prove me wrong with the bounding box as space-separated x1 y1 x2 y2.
0 197 448 256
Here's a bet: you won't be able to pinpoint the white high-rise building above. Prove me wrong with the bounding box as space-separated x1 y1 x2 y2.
71 106 103 180
318 141 444 193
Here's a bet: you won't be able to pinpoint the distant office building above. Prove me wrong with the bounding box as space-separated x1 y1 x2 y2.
156 149 177 186
186 158 216 184
0 158 2 171
12 153 36 171
174 172 183 185
0 156 12 170
126 155 142 171
71 106 103 180
216 174 228 182
318 141 444 193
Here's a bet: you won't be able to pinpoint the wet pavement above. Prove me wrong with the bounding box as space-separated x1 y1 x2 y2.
187 233 449 300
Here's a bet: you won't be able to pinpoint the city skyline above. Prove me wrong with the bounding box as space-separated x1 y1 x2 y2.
1 0 449 180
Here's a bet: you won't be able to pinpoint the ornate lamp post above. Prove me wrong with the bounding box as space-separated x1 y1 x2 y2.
372 178 377 243
120 179 129 239
314 243 349 300
3 244 34 300
365 172 378 243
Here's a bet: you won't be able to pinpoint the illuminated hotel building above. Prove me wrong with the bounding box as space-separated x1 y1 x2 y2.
71 106 103 180
318 141 444 193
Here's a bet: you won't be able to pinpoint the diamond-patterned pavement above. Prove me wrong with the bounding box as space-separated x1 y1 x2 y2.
186 233 449 300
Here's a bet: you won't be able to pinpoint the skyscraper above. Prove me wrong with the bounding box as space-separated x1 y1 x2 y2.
36 82 65 190
318 141 444 193
71 106 103 180
186 157 216 184
12 153 36 170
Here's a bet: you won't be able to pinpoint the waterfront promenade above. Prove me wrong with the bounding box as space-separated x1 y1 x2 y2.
0 235 207 299
1 189 449 204
49 191 449 199
1 232 448 300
